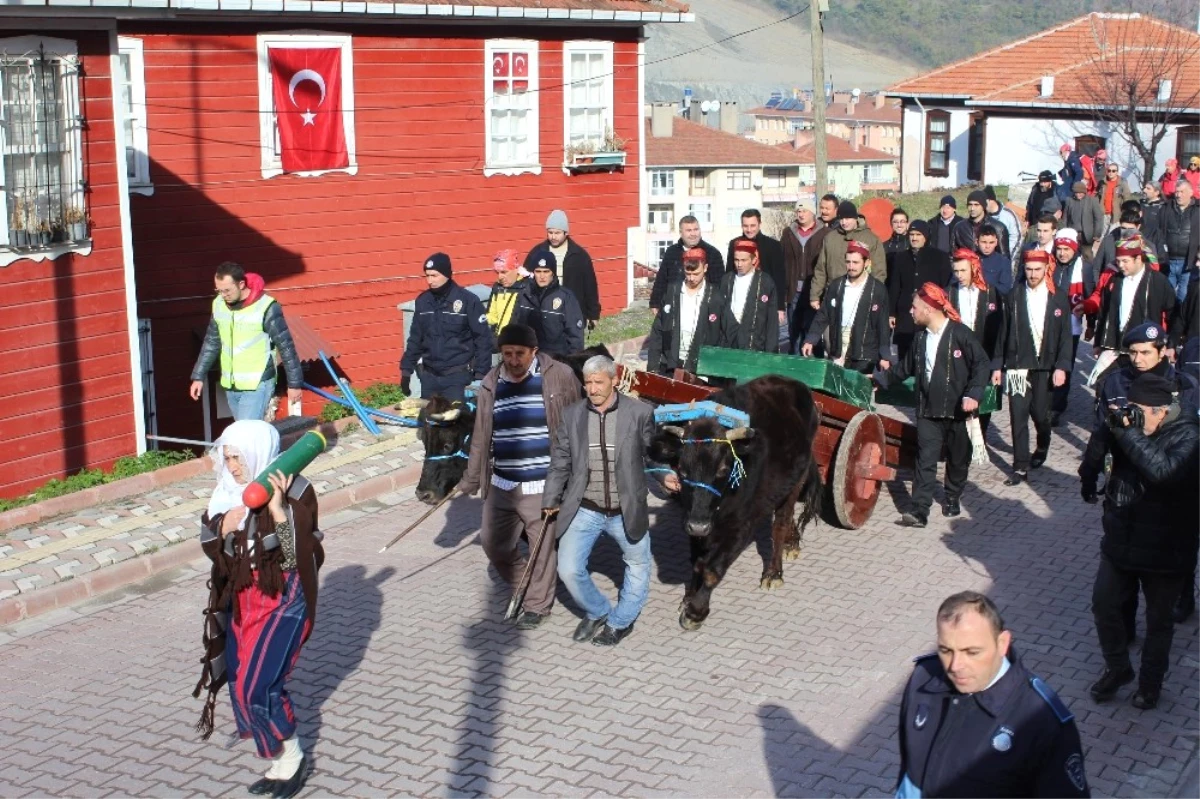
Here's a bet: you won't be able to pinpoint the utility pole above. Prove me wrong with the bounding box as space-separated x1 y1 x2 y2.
810 0 828 200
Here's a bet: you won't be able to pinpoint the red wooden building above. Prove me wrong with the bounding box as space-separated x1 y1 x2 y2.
0 1 691 499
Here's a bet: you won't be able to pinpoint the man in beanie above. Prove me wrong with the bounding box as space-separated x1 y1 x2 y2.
963 190 992 253
998 248 1073 485
1092 235 1175 386
926 195 973 254
802 239 890 374
646 247 735 376
455 323 582 629
1057 143 1085 202
721 239 780 352
984 185 1021 258
513 250 585 357
888 219 951 362
1026 170 1058 228
400 253 495 401
1088 372 1198 710
727 208 787 327
650 215 724 316
811 199 887 308
1063 180 1106 255
1049 228 1096 424
524 209 601 326
487 249 530 340
878 282 989 526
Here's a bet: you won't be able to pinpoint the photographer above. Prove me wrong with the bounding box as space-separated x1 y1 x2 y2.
1088 374 1199 711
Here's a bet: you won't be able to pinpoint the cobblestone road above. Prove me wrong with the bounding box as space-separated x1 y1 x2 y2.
0 383 1196 797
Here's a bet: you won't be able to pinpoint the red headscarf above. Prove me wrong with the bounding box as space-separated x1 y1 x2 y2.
915 282 961 323
733 239 759 258
1022 247 1057 294
951 248 987 291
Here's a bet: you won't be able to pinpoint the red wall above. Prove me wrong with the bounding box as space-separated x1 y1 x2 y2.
126 24 642 442
1 29 137 499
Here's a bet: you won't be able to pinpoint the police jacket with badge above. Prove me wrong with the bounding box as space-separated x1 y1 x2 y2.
646 280 735 375
886 321 990 420
400 280 494 379
897 650 1089 798
513 277 585 357
523 239 601 322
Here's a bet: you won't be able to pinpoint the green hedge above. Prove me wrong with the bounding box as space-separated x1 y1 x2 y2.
317 382 407 423
0 449 195 514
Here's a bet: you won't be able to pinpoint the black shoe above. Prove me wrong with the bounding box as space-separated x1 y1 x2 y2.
514 611 549 630
271 756 308 799
1089 667 1135 702
592 623 634 646
1172 594 1195 624
1131 686 1160 710
249 779 280 796
942 499 961 518
1003 471 1027 486
898 512 927 528
1030 450 1048 469
573 616 607 642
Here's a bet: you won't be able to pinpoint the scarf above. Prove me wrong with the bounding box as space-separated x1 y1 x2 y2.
207 420 280 530
916 282 961 323
952 248 988 291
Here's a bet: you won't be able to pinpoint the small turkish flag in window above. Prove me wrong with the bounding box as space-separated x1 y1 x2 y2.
269 47 349 173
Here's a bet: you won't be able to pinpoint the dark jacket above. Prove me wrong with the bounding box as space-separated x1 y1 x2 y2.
524 238 600 321
887 320 990 420
1157 198 1200 270
1094 267 1176 351
889 246 952 335
896 650 1089 798
512 279 585 357
1063 194 1106 246
999 285 1074 373
727 232 787 311
782 221 828 305
192 296 304 389
1173 278 1199 349
926 213 974 254
804 274 891 367
1056 152 1086 200
812 220 888 301
1091 227 1136 284
1026 184 1057 226
646 280 734 375
400 282 495 379
1140 199 1166 256
980 251 1014 296
543 395 658 541
1052 254 1097 311
1100 409 1199 573
950 283 1005 370
458 352 581 500
719 269 780 352
969 214 1009 256
650 238 725 311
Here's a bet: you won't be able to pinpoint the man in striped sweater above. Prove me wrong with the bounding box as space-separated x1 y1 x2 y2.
457 323 582 629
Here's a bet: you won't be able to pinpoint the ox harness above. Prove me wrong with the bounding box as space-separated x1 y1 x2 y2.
646 437 747 497
423 400 475 461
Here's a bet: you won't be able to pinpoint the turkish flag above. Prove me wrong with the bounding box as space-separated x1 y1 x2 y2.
269 47 349 173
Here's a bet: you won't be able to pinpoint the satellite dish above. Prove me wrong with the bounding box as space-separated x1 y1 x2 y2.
701 100 716 113
851 87 861 98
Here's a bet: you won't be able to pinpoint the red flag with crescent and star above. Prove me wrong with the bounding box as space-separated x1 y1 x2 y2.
268 47 348 173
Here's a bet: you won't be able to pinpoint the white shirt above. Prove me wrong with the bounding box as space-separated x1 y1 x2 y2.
1027 280 1049 355
924 317 948 383
677 282 705 361
730 271 754 323
841 277 867 329
958 286 979 331
1119 266 1146 332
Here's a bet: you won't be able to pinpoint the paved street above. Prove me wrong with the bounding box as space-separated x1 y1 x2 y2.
0 387 1196 798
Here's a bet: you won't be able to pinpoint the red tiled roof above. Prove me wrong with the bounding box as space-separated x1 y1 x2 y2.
747 102 901 124
645 118 820 167
885 12 1200 110
775 136 895 163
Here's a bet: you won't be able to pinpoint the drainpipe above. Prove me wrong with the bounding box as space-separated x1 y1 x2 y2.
912 96 927 194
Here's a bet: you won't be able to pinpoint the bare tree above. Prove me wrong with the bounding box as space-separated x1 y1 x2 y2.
1081 5 1200 183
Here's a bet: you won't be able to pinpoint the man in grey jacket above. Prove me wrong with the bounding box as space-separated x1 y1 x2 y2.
543 355 679 646
1063 181 1107 255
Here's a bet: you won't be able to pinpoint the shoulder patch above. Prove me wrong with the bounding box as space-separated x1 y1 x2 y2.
1030 676 1074 723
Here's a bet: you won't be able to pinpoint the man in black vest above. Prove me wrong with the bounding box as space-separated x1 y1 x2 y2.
646 247 734 376
949 249 1005 436
999 249 1073 485
719 239 779 353
649 215 724 315
524 209 601 327
801 240 891 374
727 208 787 328
1092 235 1175 386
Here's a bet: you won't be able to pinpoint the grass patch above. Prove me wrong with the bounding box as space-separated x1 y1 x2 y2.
859 185 1012 226
0 449 196 514
588 308 653 347
317 382 407 423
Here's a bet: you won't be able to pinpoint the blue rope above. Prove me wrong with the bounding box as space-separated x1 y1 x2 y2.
643 467 722 497
425 434 471 462
678 438 747 490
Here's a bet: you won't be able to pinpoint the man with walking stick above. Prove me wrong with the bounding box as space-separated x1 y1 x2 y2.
454 323 582 629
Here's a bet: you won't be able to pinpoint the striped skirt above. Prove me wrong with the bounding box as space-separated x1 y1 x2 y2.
227 571 311 759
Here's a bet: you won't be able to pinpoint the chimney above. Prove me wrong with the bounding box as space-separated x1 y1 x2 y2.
792 128 815 150
851 131 859 152
874 92 886 109
845 101 855 116
802 98 812 112
1039 76 1054 98
719 101 739 135
689 98 701 121
833 91 851 104
651 102 674 138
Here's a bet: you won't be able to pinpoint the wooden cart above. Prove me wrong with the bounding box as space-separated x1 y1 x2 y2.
616 352 918 529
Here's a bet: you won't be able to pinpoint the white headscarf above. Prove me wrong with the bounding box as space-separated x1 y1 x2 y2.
207 420 280 528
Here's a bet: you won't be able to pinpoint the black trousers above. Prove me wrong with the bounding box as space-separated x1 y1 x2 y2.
418 365 473 401
1008 371 1053 471
1051 334 1080 413
1093 555 1184 688
894 332 916 363
792 285 820 356
912 417 971 514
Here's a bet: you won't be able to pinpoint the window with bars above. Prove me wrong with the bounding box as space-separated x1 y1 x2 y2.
563 42 613 155
0 37 88 250
924 110 950 177
485 40 539 176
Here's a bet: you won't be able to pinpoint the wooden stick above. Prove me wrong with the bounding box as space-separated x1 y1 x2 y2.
378 490 459 553
504 509 557 622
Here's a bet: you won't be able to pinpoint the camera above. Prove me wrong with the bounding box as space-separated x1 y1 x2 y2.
1107 404 1145 430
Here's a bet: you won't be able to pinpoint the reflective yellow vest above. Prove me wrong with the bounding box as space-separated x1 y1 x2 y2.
212 294 276 391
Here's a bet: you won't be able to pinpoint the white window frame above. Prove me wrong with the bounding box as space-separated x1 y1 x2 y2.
691 169 708 191
0 35 93 264
727 170 751 190
650 169 674 196
862 162 885 184
688 202 713 231
485 38 540 177
562 40 614 158
798 164 816 185
649 238 673 268
764 167 786 189
117 36 152 195
725 206 743 227
256 32 358 180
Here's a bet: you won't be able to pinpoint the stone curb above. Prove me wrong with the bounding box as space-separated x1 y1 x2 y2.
0 459 424 628
0 416 362 535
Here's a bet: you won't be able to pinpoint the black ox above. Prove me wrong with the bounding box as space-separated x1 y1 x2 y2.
649 375 823 631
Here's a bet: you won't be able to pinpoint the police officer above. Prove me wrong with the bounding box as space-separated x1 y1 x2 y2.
400 252 494 401
514 251 585 357
896 591 1090 798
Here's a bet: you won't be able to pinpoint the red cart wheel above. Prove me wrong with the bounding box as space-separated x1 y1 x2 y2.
831 411 896 529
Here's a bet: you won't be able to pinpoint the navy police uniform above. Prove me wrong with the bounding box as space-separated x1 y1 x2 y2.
513 251 585 357
400 253 494 401
896 651 1089 798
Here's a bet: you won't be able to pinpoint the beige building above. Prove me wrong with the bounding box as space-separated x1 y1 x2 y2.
748 92 903 156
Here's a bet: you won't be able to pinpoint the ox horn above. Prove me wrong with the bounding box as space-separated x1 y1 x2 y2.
402 398 430 410
725 427 756 441
661 425 686 438
431 408 461 422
